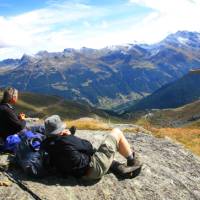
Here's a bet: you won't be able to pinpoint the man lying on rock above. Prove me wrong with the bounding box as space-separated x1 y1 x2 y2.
0 87 26 144
41 115 142 180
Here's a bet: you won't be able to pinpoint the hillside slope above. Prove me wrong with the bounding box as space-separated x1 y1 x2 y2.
0 91 115 120
127 72 200 112
146 99 200 127
124 97 200 128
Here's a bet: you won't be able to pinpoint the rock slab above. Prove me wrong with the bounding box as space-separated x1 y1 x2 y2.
0 130 200 200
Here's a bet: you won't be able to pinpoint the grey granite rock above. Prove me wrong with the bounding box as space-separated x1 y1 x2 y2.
0 130 200 200
0 168 34 200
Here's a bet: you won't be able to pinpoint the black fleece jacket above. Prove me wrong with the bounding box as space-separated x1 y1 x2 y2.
41 135 94 178
0 103 26 140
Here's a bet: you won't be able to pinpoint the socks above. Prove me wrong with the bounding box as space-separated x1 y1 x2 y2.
126 152 135 166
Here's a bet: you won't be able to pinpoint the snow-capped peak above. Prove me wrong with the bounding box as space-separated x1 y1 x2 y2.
177 37 189 45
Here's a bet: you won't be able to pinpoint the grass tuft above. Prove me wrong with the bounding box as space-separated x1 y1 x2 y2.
66 118 111 131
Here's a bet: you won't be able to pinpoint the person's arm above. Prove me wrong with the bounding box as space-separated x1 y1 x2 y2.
80 139 95 155
5 108 26 132
69 136 95 155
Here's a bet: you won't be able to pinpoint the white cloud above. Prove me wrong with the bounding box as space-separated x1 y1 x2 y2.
0 0 200 60
0 2 108 59
100 21 109 29
129 0 200 13
76 0 200 48
127 0 200 42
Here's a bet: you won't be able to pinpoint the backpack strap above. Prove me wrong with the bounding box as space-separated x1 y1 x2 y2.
28 137 42 152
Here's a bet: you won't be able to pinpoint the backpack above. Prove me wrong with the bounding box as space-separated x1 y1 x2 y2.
15 131 48 178
4 130 43 153
4 134 21 152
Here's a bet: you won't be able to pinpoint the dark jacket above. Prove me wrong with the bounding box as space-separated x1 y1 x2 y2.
41 135 94 178
0 103 26 140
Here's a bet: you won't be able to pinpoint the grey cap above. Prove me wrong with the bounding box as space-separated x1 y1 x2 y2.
44 115 66 136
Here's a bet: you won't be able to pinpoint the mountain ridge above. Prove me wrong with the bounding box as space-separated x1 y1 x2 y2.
1 31 200 109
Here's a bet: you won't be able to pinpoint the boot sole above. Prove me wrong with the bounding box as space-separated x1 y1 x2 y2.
110 161 142 179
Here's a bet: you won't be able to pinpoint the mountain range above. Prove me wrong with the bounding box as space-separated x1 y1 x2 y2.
1 31 200 109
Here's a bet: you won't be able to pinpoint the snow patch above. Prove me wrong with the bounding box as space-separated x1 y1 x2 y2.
177 37 188 45
197 34 200 41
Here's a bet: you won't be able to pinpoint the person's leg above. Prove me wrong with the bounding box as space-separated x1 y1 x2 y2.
83 128 140 180
110 128 135 166
108 128 142 178
110 128 132 157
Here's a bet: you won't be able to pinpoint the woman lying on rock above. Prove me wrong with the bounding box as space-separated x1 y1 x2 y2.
41 115 142 180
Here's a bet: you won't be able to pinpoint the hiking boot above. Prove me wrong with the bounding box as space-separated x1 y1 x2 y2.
110 160 142 179
127 153 142 166
69 126 76 135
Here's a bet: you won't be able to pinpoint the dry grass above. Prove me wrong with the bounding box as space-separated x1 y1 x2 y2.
135 118 200 156
135 118 152 130
148 126 200 156
66 118 111 131
66 118 151 133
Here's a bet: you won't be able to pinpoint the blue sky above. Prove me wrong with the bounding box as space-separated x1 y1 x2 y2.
0 0 200 60
0 0 46 16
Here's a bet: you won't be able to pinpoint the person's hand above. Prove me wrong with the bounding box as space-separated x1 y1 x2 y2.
60 129 71 136
69 126 76 135
18 112 26 120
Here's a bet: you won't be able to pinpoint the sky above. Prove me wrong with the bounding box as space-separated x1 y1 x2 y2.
0 0 200 60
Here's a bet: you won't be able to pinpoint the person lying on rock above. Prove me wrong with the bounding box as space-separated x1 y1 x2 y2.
41 115 142 180
0 87 26 143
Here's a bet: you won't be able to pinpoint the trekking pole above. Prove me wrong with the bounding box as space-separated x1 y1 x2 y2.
0 168 42 200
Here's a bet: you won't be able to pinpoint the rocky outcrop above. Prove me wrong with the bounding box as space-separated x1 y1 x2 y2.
0 130 200 200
